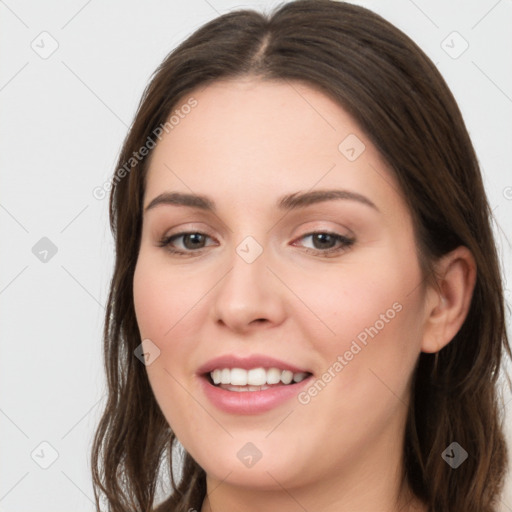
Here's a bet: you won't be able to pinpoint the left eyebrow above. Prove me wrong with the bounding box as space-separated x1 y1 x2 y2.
143 188 379 213
278 189 379 212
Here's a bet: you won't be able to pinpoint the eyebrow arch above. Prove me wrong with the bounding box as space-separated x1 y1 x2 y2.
144 188 379 213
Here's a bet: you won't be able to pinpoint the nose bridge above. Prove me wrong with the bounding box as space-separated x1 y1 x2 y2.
212 235 284 330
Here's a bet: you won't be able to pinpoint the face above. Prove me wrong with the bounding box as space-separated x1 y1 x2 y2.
133 78 429 493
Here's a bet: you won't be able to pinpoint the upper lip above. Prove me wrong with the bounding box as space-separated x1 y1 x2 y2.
197 354 312 375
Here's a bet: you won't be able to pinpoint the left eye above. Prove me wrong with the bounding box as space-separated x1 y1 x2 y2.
292 232 355 255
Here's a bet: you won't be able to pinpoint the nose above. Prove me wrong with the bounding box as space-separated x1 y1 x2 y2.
211 242 287 334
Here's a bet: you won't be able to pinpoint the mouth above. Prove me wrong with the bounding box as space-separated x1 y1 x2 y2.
203 367 313 392
197 354 314 413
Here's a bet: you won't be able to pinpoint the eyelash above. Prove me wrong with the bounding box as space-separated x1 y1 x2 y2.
157 231 355 258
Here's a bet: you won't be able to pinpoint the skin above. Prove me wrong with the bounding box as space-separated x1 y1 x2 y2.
133 78 476 512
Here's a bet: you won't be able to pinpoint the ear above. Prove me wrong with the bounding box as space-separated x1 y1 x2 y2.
421 246 477 353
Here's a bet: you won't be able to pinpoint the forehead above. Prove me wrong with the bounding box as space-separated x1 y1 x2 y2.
143 78 405 219
156 78 363 159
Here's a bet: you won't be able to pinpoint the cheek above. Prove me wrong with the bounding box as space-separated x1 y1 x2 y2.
133 256 205 428
287 248 424 391
288 261 419 345
291 273 424 447
133 253 201 341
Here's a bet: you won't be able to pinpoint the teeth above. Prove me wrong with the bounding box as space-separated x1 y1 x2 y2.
220 369 230 384
222 384 271 392
212 369 221 385
281 370 293 384
248 368 267 386
231 368 247 386
266 367 281 384
210 367 310 387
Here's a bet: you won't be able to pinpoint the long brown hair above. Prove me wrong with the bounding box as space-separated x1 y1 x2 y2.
91 1 511 510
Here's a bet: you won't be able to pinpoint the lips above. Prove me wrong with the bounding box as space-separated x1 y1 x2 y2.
196 354 314 414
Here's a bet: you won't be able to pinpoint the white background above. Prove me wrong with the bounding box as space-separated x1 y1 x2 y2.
1 0 511 510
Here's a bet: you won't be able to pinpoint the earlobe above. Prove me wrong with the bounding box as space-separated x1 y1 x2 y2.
420 246 477 354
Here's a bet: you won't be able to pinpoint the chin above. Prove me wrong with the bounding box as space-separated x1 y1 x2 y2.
187 437 311 490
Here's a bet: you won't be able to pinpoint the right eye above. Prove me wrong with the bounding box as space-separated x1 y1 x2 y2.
158 232 217 256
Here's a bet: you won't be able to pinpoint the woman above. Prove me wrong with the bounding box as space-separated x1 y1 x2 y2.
91 1 510 511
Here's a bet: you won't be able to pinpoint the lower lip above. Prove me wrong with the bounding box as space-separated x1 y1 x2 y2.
199 375 313 415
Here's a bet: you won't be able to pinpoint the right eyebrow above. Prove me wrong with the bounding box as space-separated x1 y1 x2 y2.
144 192 215 213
